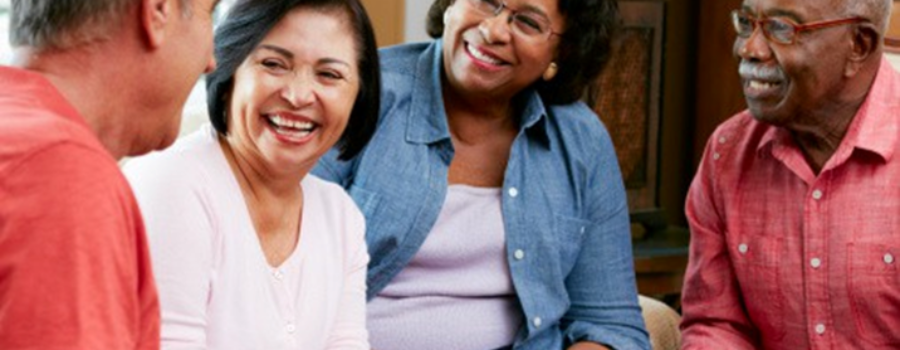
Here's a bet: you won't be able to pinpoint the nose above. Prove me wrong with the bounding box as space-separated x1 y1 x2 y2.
479 12 513 44
280 73 316 108
735 25 772 62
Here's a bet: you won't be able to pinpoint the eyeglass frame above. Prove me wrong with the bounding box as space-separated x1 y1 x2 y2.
731 10 868 45
464 0 563 42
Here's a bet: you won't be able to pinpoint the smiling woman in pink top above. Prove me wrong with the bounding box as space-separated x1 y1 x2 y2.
124 0 380 348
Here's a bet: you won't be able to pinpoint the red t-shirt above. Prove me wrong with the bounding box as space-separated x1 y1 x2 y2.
0 67 160 349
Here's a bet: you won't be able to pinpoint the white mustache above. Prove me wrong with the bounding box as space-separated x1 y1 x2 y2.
739 61 785 81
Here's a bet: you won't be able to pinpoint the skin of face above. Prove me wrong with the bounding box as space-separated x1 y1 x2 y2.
225 7 360 178
140 0 219 153
441 0 564 102
734 0 856 127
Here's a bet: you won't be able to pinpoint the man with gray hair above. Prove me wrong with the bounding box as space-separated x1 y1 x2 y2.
680 0 899 349
0 0 218 348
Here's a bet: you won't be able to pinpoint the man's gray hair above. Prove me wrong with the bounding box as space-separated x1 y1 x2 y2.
10 0 192 50
844 0 893 35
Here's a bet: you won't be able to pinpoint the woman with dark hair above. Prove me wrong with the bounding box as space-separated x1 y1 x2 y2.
312 0 649 349
124 0 379 348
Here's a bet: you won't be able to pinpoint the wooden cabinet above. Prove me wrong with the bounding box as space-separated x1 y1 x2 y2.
889 1 900 52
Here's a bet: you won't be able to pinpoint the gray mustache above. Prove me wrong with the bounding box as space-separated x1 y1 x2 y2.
739 61 785 81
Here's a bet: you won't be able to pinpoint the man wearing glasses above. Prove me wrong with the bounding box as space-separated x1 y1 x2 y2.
681 0 899 349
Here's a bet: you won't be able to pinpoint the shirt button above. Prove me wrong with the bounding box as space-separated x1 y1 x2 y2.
885 253 895 264
508 187 519 198
579 226 586 234
810 258 822 268
514 249 525 260
811 189 823 200
738 243 748 254
718 136 727 144
533 317 542 328
713 152 721 160
273 271 284 280
815 323 826 335
285 323 296 333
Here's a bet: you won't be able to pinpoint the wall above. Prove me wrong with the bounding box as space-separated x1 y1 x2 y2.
405 0 431 43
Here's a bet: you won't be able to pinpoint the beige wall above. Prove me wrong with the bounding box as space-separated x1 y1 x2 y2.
889 54 900 69
360 0 405 47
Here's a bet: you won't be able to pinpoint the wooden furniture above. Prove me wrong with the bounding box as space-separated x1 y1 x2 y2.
889 1 900 53
587 0 694 306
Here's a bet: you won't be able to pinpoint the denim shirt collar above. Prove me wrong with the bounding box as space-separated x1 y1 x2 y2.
405 40 551 148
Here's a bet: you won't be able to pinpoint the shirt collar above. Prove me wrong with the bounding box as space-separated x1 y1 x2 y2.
756 58 900 161
405 40 551 148
0 66 84 127
846 58 900 162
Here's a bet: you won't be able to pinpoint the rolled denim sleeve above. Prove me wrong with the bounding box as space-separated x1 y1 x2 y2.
561 127 650 350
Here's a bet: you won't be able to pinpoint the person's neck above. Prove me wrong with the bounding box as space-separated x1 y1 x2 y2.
442 81 518 145
789 65 879 174
13 44 137 160
218 135 306 205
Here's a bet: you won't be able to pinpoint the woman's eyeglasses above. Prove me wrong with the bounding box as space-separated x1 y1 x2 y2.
465 0 562 43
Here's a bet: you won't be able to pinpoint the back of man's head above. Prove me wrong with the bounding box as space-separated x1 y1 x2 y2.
10 0 136 50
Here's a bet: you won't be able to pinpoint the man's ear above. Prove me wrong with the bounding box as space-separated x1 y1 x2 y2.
140 0 173 49
844 22 880 77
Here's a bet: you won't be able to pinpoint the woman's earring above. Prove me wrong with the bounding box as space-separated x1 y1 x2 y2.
543 62 558 81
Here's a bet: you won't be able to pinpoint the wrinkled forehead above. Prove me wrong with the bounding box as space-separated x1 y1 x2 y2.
740 0 846 22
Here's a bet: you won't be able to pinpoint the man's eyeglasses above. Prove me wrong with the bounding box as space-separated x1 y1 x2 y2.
465 0 562 43
731 10 868 45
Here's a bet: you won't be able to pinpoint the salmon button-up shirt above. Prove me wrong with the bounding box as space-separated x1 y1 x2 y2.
681 58 900 350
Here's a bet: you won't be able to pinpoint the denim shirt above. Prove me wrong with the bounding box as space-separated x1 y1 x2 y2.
312 41 649 350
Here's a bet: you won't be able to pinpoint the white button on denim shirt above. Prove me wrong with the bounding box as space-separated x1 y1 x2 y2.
312 41 649 350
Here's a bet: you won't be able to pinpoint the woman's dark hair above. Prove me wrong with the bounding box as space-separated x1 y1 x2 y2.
206 0 380 160
426 0 618 105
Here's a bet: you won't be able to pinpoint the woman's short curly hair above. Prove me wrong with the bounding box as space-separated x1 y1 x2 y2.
426 0 619 105
206 0 380 160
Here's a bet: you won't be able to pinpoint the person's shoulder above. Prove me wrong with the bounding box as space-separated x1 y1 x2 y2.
0 107 108 178
706 110 767 154
303 174 366 240
123 125 221 189
378 41 431 76
379 42 430 64
547 100 613 148
304 174 357 209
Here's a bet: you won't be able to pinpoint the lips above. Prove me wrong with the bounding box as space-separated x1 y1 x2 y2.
264 113 318 142
743 78 784 98
739 61 786 100
465 43 508 69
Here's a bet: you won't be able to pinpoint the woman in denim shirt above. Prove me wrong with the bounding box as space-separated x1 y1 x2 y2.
313 0 649 349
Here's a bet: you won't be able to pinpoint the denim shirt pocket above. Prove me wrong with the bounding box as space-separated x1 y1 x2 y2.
552 215 589 277
730 235 786 341
847 242 900 347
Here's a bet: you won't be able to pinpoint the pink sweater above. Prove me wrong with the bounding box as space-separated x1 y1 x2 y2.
125 125 369 350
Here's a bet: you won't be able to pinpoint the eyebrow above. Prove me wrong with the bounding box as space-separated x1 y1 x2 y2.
257 44 352 68
517 4 552 21
741 5 804 23
258 44 294 59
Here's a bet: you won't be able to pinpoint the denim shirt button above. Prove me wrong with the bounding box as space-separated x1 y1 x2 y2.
533 316 542 328
508 187 519 198
514 249 525 260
